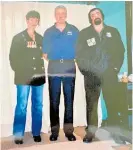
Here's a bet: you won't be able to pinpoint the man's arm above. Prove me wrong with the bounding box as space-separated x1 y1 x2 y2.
113 29 125 73
75 31 89 75
42 30 50 61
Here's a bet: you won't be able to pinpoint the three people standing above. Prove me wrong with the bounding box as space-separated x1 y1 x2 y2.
9 6 129 145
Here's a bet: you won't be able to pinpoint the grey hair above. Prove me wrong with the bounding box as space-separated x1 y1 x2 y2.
55 5 67 13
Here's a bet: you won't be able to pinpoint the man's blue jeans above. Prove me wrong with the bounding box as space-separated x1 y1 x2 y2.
13 85 44 138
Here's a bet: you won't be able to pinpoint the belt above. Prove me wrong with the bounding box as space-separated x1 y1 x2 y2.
49 59 75 63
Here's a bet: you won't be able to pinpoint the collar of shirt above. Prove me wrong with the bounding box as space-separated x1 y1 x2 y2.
53 22 71 34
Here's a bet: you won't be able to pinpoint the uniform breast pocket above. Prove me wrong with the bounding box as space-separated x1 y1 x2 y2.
66 34 74 42
104 37 114 50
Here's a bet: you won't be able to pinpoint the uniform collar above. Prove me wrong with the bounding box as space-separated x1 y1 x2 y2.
23 29 37 40
90 24 107 32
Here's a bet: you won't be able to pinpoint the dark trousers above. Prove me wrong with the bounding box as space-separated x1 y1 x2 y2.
48 61 76 135
84 70 129 135
84 73 101 134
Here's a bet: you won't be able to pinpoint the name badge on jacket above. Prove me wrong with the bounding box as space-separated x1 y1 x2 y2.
106 32 112 38
67 31 72 35
27 41 37 48
87 38 96 47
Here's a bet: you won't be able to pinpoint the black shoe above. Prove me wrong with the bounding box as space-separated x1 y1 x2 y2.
49 134 58 141
83 134 94 143
14 138 23 144
65 134 76 141
33 135 41 142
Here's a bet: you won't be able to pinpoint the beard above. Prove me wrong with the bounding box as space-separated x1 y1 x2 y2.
94 18 102 25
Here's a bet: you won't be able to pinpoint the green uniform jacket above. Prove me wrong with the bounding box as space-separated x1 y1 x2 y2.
76 25 125 76
9 29 45 86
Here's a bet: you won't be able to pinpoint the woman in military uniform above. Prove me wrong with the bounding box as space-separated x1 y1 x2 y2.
9 10 45 144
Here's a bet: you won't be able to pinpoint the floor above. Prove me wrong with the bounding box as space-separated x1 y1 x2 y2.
0 127 132 150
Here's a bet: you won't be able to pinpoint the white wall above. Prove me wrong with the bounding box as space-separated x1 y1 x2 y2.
0 2 102 138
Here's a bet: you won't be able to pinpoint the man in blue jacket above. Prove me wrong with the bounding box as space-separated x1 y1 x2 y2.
42 5 79 141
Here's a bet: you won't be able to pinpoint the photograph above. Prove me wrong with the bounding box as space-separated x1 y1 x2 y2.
0 1 132 150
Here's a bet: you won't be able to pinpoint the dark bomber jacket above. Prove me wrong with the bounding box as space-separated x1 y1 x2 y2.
9 29 45 86
76 25 125 76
